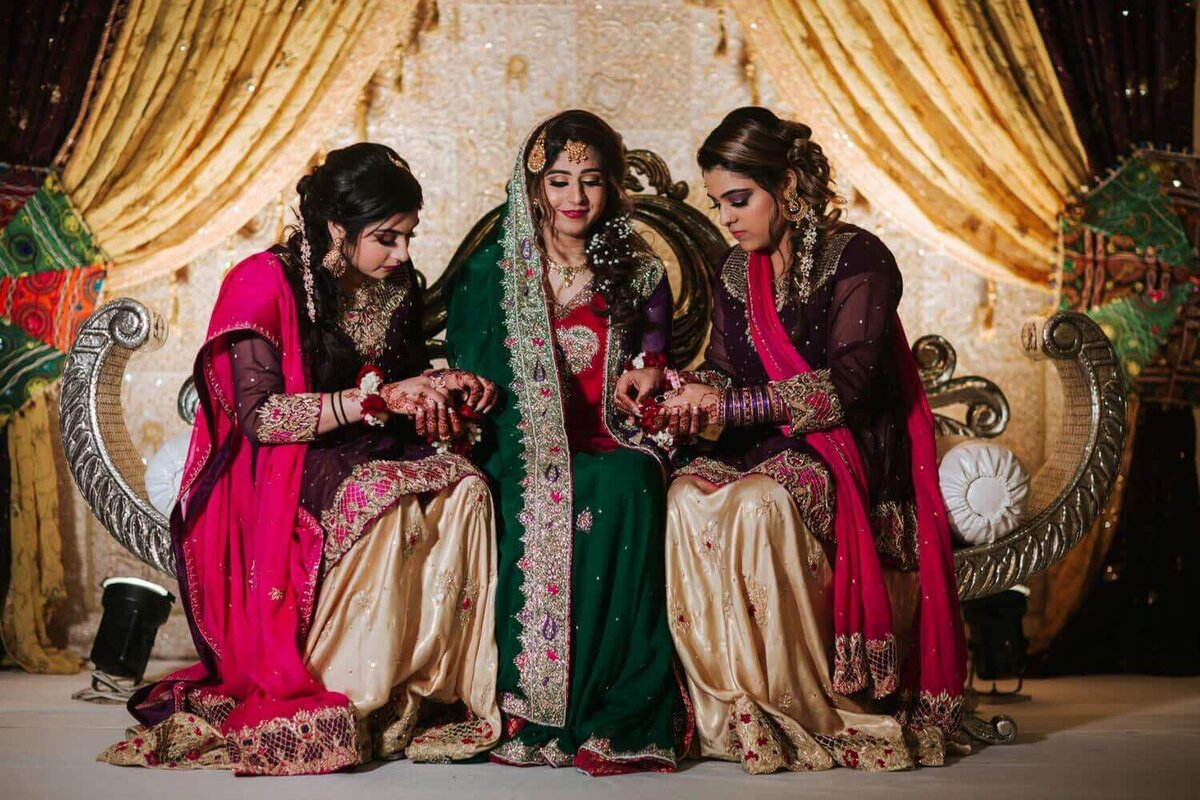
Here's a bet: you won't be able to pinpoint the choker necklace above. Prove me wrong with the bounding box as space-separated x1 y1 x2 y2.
545 252 588 288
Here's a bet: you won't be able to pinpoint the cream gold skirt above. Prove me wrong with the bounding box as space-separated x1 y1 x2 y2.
305 474 500 762
100 475 500 771
666 474 928 774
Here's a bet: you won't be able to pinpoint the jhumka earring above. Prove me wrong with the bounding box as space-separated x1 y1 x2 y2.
782 187 806 225
564 139 589 165
322 235 348 278
526 129 547 174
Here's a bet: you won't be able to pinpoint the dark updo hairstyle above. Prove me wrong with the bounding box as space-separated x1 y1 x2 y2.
697 107 841 257
280 142 423 390
523 109 655 326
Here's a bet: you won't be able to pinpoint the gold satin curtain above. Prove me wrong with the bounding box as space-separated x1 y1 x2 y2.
62 0 433 293
0 385 81 674
732 0 1091 287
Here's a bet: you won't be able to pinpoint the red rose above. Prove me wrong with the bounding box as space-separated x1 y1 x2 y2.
456 403 481 421
360 394 387 415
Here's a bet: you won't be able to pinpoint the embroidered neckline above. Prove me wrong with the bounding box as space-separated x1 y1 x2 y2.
720 231 858 309
337 272 409 360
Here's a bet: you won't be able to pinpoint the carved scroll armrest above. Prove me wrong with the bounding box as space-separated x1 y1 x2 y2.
952 312 1127 600
59 299 176 577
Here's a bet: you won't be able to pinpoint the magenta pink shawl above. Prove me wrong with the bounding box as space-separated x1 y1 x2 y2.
746 249 966 721
130 252 355 772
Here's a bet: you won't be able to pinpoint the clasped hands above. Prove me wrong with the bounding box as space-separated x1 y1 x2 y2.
614 367 720 439
379 369 497 439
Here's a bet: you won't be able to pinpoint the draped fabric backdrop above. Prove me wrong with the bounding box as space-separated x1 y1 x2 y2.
0 1 121 166
1028 0 1197 172
61 0 434 293
731 0 1091 287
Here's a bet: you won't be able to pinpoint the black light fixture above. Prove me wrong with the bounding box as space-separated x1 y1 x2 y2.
89 577 175 684
962 585 1029 694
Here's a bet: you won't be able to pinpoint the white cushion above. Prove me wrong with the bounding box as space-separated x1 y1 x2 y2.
938 440 1029 545
145 434 192 517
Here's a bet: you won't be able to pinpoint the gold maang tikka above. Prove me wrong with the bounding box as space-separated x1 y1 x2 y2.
526 129 547 173
564 139 589 164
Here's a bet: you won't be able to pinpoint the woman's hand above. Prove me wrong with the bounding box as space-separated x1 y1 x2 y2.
427 368 498 414
658 383 720 438
380 376 460 439
615 367 666 417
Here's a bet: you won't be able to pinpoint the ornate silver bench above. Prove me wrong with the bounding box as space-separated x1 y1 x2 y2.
59 151 1126 746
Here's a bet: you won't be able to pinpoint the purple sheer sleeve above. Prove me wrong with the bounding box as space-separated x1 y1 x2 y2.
231 334 321 444
638 276 673 357
823 236 902 415
407 267 432 371
682 269 734 388
771 232 901 434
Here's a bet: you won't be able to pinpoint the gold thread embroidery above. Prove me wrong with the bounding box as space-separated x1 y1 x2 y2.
771 370 844 435
555 324 600 375
255 393 321 443
338 273 408 360
320 455 481 572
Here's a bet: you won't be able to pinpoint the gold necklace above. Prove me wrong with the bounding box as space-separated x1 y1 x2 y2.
544 252 588 289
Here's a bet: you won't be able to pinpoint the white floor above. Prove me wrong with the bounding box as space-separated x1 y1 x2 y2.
1 668 1198 800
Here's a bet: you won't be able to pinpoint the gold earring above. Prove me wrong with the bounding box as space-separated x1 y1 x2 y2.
322 236 348 278
782 188 805 225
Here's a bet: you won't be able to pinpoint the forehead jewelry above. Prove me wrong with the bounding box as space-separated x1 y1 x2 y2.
526 128 547 174
564 139 589 165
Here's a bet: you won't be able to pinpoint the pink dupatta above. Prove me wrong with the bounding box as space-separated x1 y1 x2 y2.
129 252 359 775
745 249 966 727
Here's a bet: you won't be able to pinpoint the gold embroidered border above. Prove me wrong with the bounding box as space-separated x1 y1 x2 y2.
498 131 576 728
677 369 732 389
225 704 362 775
833 632 898 699
319 455 481 572
577 736 676 769
771 370 844 435
871 500 920 571
722 698 915 774
255 393 321 443
675 450 834 541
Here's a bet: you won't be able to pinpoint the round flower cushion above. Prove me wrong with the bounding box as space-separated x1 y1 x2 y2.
938 440 1030 545
144 434 192 516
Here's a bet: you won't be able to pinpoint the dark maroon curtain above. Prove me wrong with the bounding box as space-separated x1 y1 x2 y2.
1031 404 1200 676
1029 0 1196 173
0 1 120 166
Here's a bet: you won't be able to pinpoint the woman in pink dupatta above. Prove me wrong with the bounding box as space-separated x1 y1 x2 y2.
99 144 501 775
658 108 967 773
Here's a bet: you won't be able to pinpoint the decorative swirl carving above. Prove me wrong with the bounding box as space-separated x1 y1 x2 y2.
914 335 1010 439
178 376 198 425
624 149 689 201
952 312 1127 600
59 299 175 576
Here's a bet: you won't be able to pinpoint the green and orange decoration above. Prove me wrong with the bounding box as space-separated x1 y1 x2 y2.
0 166 107 425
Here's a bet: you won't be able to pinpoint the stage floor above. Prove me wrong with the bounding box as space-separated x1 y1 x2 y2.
1 669 1197 799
